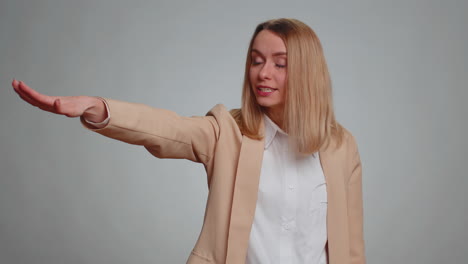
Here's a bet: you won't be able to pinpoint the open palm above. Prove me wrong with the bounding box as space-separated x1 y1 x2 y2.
12 79 106 121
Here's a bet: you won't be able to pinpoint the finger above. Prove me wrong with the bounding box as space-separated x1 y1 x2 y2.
14 82 41 107
14 84 43 108
19 92 55 112
17 90 39 107
13 80 56 112
12 79 24 96
17 81 56 106
12 79 19 90
17 81 61 112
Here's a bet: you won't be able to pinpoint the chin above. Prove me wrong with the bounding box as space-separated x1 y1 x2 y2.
256 99 283 111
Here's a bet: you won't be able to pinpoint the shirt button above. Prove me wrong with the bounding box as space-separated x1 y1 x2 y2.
288 185 295 190
283 223 290 230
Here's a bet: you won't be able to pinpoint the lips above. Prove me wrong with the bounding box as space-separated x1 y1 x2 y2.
256 85 277 96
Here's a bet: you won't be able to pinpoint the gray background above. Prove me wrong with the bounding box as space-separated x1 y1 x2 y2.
1 0 467 263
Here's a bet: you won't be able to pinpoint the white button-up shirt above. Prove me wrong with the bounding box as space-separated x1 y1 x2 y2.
246 115 328 264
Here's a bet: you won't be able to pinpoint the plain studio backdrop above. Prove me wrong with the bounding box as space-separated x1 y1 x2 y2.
1 0 467 263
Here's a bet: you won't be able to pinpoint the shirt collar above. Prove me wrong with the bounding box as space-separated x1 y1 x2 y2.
263 114 288 150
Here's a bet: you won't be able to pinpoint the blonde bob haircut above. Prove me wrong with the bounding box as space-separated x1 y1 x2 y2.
231 18 344 154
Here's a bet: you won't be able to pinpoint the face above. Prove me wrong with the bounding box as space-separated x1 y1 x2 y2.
249 30 287 115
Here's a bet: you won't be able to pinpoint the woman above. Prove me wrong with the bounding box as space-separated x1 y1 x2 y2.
13 18 365 264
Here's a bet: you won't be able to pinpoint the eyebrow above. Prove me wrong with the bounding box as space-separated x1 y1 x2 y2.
251 49 287 57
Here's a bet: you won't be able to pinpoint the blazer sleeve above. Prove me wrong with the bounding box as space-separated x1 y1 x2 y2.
346 134 366 264
80 98 220 165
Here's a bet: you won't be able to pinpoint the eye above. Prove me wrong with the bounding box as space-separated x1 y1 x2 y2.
275 58 287 68
251 58 263 65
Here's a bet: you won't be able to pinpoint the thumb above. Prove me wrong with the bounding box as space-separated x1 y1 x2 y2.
53 98 61 113
54 98 74 117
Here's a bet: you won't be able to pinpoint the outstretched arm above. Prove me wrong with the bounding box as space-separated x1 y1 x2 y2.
12 79 107 123
12 79 221 165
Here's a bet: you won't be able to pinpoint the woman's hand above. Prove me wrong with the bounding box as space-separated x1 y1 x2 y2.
12 79 107 123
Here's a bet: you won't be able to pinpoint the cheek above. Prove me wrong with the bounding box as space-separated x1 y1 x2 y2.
277 72 287 89
249 68 256 82
249 69 258 89
282 72 287 86
279 73 287 100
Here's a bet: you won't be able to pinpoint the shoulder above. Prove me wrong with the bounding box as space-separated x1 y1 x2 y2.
322 125 360 167
206 104 228 115
205 104 242 140
340 126 361 176
342 126 359 152
205 104 237 124
325 124 358 152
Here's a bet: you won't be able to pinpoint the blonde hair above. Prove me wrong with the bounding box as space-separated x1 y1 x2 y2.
231 18 344 153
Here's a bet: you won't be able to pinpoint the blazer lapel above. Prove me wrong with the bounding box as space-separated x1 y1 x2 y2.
225 127 265 263
319 145 349 264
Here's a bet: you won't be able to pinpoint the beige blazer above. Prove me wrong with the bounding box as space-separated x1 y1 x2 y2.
82 99 366 264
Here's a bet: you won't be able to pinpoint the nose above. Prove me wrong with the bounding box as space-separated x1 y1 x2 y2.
259 63 272 80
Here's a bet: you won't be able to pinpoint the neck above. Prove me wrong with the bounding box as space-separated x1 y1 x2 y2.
266 107 284 130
